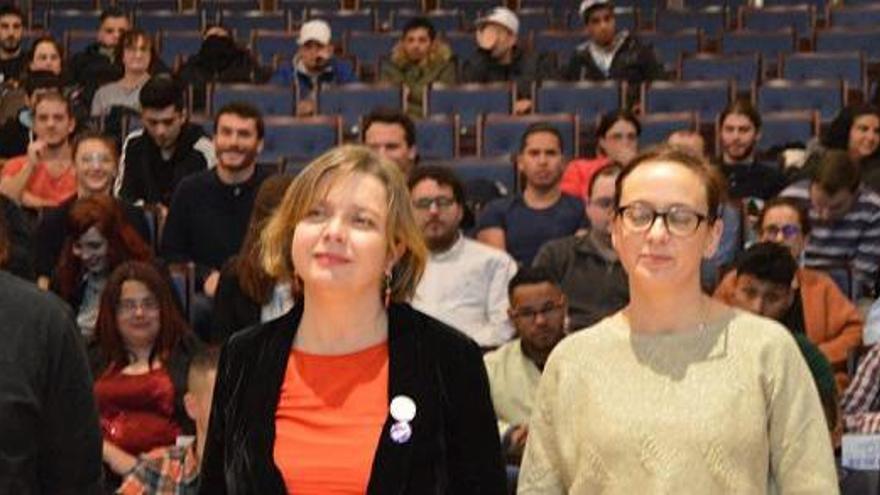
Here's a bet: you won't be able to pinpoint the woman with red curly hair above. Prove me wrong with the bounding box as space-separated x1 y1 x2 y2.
91 260 201 488
51 193 152 338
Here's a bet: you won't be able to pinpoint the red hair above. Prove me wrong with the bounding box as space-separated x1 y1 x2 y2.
94 261 190 373
53 195 152 301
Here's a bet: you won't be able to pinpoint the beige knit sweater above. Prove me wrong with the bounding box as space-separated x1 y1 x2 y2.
518 310 839 495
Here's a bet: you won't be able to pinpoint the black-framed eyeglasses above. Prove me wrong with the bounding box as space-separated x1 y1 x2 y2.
413 196 456 210
510 301 565 322
616 202 709 237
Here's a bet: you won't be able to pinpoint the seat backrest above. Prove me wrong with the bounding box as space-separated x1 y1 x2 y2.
425 155 517 196
211 83 295 116
566 6 638 30
252 30 298 65
220 10 288 41
136 10 203 33
828 4 880 29
414 115 459 160
442 30 478 62
638 28 701 69
480 113 579 158
638 111 698 146
426 82 513 129
721 28 796 61
739 5 814 37
535 80 622 127
642 80 731 121
533 30 585 65
782 51 864 90
655 7 727 37
753 110 818 152
308 8 376 34
814 27 880 62
261 115 342 162
48 9 102 40
680 53 760 88
160 31 203 67
391 8 462 31
362 0 423 24
757 79 844 121
346 31 398 67
317 83 402 133
65 29 98 57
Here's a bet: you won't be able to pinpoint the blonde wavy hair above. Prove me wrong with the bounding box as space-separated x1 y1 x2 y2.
261 145 428 302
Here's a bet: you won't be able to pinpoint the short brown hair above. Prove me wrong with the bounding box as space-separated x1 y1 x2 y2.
758 197 811 237
615 144 728 222
814 150 860 195
261 145 427 302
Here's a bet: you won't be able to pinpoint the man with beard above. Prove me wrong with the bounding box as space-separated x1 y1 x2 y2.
0 5 24 83
409 165 517 348
270 19 356 116
781 150 880 296
718 100 786 201
0 71 63 160
0 91 77 209
565 0 663 87
70 8 130 107
476 123 584 265
483 267 568 466
362 107 417 176
533 163 628 331
116 75 215 212
161 102 269 306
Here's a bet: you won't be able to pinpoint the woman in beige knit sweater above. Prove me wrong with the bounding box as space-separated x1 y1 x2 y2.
518 146 839 494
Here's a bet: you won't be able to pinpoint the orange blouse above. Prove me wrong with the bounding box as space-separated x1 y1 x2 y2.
2 156 76 206
274 342 389 494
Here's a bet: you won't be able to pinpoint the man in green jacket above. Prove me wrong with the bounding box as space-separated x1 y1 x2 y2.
381 17 455 118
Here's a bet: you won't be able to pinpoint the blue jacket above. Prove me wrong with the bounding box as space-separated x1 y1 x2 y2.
270 57 357 98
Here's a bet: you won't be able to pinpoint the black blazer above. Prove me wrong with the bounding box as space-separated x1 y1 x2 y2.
198 303 507 494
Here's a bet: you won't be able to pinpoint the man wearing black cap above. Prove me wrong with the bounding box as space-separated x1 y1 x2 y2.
565 0 663 86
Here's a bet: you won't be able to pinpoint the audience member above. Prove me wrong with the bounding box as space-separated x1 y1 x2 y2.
271 20 356 116
362 107 417 175
0 4 24 83
199 145 506 493
71 7 130 107
484 267 567 465
843 340 880 433
0 36 69 124
476 123 584 265
780 150 880 294
90 29 161 118
409 165 517 348
35 132 149 289
561 109 639 199
518 145 837 493
211 174 294 343
721 242 840 435
461 7 555 115
717 99 786 201
667 129 706 157
565 0 663 86
116 75 215 210
50 194 153 339
118 346 220 494
0 70 63 159
177 26 271 112
380 17 455 118
161 102 269 302
533 163 627 330
92 261 201 487
0 268 103 493
715 197 863 386
0 91 77 208
797 104 880 193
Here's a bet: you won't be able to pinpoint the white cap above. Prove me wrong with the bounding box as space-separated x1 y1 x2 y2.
298 19 332 45
579 0 613 20
476 7 519 36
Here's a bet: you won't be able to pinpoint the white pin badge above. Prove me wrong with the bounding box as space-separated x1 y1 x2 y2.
389 395 417 444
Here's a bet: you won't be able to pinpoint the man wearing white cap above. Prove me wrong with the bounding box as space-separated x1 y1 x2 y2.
565 0 662 88
270 19 357 116
461 7 555 115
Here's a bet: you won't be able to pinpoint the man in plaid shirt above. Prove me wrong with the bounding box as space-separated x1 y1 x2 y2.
117 347 219 495
843 344 880 433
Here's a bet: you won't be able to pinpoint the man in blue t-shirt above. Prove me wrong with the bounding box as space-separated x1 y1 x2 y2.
476 123 585 265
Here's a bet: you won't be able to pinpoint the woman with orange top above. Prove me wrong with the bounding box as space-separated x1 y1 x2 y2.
199 145 506 494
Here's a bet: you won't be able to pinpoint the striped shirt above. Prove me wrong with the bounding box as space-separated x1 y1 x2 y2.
780 180 880 286
843 344 880 433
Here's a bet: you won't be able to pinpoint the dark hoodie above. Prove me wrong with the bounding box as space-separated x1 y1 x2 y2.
177 35 271 111
117 122 215 206
71 42 124 108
